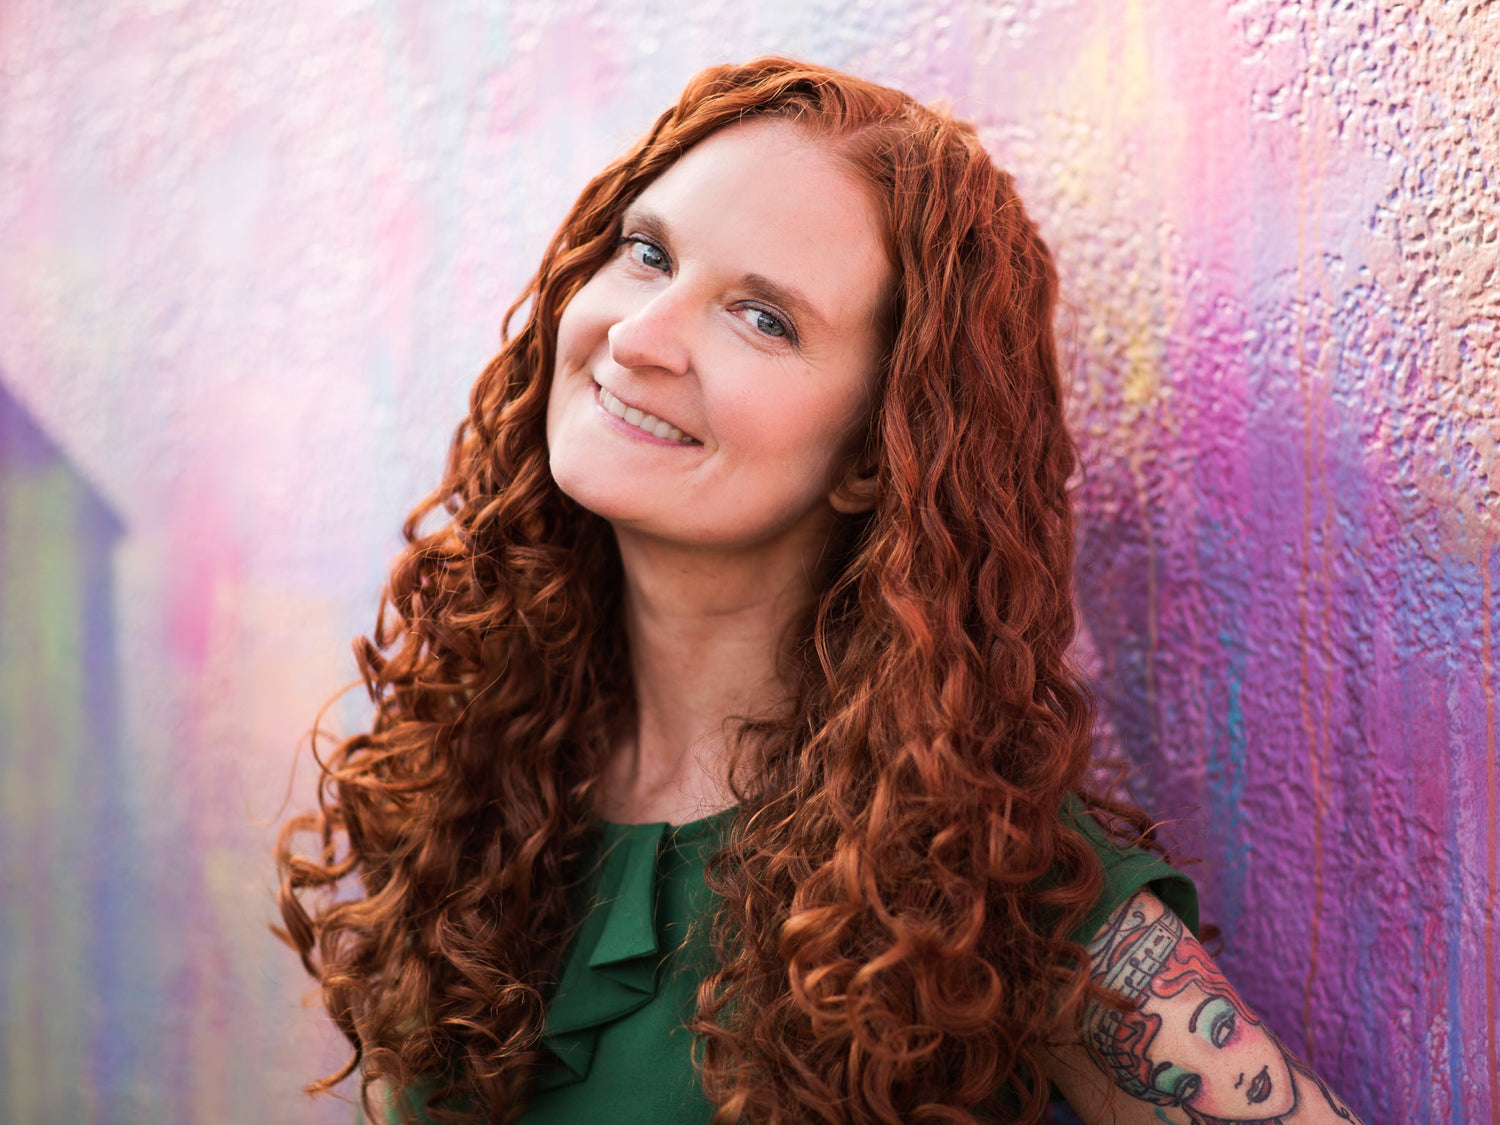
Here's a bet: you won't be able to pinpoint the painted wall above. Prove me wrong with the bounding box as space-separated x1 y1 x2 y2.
0 2 1493 1122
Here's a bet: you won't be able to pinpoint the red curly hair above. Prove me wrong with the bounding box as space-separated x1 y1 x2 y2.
277 57 1133 1125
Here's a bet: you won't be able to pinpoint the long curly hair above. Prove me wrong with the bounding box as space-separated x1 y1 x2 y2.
277 57 1138 1125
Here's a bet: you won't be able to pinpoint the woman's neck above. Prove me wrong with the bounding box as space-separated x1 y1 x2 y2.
598 529 821 824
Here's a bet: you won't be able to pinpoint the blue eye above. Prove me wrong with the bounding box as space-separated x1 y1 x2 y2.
623 237 670 272
749 308 789 338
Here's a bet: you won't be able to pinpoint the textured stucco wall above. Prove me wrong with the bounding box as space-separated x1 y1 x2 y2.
0 3 1494 1123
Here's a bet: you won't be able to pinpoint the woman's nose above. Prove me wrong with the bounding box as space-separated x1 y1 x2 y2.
606 287 693 377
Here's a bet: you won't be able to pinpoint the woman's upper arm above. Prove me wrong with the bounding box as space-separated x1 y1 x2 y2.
1043 891 1364 1125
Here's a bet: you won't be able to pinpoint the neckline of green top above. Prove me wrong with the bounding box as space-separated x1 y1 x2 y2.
596 806 737 846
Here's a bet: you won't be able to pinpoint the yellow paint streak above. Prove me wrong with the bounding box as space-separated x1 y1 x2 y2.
1121 331 1158 408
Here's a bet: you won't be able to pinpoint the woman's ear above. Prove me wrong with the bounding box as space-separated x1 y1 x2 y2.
829 465 879 514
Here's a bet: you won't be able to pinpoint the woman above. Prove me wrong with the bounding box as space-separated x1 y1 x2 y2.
277 58 1363 1125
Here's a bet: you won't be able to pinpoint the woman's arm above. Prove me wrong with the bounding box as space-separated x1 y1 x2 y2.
1044 891 1364 1125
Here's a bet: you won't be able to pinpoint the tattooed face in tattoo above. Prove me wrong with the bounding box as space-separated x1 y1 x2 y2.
1084 901 1297 1124
1141 974 1294 1118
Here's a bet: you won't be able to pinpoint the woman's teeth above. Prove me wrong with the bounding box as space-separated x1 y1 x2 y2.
597 386 698 444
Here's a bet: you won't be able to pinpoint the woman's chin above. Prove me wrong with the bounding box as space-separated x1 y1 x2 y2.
550 475 635 525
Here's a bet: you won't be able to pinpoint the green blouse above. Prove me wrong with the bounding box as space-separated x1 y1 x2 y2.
389 799 1198 1124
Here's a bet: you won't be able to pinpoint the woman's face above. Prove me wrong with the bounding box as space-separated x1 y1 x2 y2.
1143 980 1295 1120
546 118 892 560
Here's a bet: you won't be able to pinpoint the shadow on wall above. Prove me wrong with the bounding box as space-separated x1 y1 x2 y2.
0 377 133 1121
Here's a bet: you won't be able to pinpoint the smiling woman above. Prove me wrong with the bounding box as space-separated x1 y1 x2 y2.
545 118 890 564
274 58 1366 1125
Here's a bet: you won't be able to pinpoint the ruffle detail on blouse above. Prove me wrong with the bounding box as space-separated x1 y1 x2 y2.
537 814 729 1093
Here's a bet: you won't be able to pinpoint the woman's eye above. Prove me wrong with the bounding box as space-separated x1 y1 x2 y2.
624 238 670 272
745 307 791 340
1149 1062 1200 1106
1195 997 1238 1049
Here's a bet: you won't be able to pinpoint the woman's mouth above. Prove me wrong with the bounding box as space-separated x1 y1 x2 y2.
1246 1065 1272 1105
596 384 700 445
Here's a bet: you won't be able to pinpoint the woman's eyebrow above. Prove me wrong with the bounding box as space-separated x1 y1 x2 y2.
740 273 831 336
620 208 671 246
618 207 832 335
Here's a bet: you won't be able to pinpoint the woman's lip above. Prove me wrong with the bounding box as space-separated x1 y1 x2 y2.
1246 1065 1271 1105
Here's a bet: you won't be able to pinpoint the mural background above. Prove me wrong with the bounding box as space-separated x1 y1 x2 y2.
1 1 1495 1121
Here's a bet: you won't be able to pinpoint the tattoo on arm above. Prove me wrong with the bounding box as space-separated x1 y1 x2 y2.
1078 894 1364 1124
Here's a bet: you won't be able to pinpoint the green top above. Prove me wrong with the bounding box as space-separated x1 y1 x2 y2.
390 798 1198 1124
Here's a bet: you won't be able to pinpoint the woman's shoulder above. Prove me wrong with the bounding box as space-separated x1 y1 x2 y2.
1057 791 1200 943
